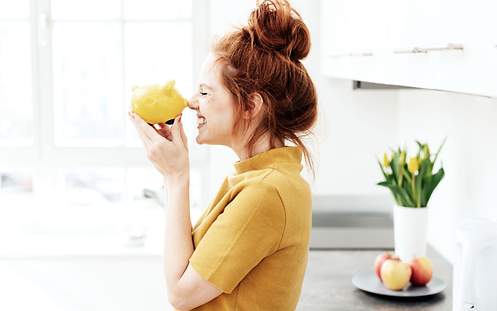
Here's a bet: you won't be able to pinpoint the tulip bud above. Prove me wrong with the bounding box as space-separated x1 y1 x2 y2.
422 144 430 160
408 157 419 174
383 153 390 168
399 150 406 166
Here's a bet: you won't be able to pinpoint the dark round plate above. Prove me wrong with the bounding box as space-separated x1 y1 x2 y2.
352 270 446 297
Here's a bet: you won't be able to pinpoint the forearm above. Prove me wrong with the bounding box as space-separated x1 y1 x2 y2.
163 173 194 297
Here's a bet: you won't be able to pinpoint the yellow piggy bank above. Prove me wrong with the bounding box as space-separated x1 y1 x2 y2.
131 80 188 124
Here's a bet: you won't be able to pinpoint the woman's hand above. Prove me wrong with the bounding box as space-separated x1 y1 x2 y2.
129 111 189 180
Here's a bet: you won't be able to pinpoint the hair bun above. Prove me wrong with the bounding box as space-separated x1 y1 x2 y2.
247 0 311 61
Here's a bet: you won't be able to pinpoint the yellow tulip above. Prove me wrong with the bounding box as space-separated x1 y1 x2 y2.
383 153 390 168
408 156 419 174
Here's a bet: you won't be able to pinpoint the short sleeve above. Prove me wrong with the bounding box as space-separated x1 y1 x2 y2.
189 184 286 294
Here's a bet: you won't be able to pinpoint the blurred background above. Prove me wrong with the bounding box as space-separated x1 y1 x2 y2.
1 0 496 310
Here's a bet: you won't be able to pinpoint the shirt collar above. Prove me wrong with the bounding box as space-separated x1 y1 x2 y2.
233 146 303 175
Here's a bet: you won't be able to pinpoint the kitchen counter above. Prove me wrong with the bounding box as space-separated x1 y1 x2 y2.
297 246 452 310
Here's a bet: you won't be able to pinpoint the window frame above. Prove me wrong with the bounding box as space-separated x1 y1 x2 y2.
0 0 211 207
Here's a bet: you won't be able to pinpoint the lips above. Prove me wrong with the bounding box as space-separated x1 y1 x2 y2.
197 115 207 127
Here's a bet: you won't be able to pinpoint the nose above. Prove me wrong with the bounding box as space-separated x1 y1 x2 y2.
188 96 199 110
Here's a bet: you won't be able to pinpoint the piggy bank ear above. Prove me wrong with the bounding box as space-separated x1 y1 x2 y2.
162 80 176 92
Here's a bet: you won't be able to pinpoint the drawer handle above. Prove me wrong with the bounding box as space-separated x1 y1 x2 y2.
394 43 464 54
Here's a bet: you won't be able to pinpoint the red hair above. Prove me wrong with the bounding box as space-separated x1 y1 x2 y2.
213 0 318 175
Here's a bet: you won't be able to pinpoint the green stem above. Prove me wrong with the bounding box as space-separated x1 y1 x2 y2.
398 163 403 188
411 174 418 207
417 182 421 207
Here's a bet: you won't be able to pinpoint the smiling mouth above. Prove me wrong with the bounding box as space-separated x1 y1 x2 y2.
197 116 207 128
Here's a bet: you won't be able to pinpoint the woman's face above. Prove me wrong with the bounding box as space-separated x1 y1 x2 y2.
189 53 237 146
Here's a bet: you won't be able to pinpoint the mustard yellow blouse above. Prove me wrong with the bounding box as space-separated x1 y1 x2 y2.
185 146 312 311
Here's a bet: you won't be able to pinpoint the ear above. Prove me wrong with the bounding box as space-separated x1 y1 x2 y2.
243 93 264 120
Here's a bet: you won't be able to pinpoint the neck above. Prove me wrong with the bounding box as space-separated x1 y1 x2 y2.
231 133 284 161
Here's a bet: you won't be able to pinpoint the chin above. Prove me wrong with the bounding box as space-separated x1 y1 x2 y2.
195 126 229 146
195 131 210 145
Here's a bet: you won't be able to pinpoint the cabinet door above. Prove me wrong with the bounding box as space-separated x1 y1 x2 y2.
321 0 390 83
386 0 497 97
388 0 448 48
322 0 497 98
322 0 389 55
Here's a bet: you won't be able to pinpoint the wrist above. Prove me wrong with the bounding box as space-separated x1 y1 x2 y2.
164 171 189 186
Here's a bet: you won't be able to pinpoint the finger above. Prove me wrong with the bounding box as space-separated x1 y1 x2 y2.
170 115 182 144
129 112 153 145
178 115 188 151
171 116 181 139
156 123 173 141
129 112 159 143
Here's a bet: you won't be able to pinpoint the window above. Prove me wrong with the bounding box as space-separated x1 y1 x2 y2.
0 0 209 256
0 0 32 146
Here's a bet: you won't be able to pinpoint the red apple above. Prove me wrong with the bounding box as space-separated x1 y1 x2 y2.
380 258 412 290
410 256 433 286
374 252 398 281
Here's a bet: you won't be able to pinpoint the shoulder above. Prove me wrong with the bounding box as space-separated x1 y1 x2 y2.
261 168 311 199
235 177 285 209
226 174 286 222
228 167 310 210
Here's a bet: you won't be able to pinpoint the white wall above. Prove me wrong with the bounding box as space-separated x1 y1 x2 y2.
397 89 497 262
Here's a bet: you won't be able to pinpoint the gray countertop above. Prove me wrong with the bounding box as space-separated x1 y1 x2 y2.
297 247 452 310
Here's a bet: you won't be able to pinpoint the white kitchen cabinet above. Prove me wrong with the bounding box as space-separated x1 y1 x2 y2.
321 0 497 98
322 0 390 54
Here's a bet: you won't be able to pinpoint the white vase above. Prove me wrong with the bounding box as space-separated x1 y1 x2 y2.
393 204 428 262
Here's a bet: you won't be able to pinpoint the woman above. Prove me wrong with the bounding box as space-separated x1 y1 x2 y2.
129 0 317 310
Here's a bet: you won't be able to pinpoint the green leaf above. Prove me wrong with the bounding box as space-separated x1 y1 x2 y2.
417 163 427 206
432 137 447 167
415 140 423 149
377 159 388 180
402 167 412 184
398 184 416 207
391 151 400 185
421 174 433 206
379 182 403 205
431 167 445 189
425 167 445 204
421 158 431 178
416 158 432 206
